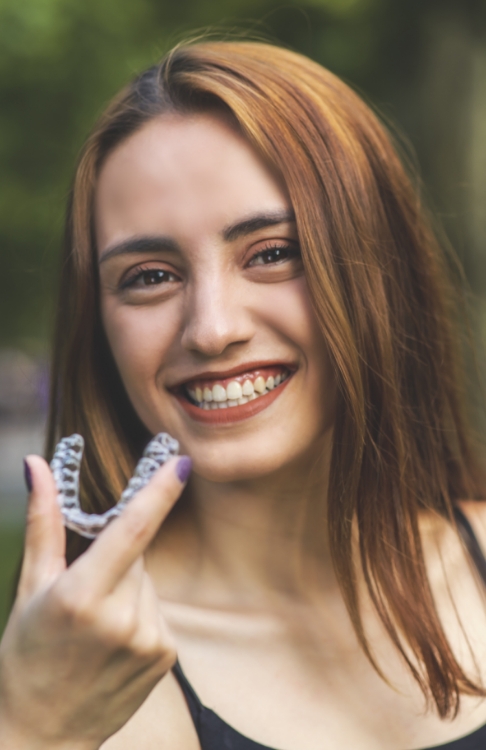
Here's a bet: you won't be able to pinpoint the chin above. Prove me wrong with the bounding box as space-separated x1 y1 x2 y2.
184 426 329 485
192 455 284 483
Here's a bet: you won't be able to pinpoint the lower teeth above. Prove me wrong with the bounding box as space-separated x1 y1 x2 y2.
196 388 269 409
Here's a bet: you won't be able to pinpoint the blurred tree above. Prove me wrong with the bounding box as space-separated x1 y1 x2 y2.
0 0 485 348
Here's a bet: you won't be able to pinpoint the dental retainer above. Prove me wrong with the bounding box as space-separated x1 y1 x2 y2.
50 432 180 539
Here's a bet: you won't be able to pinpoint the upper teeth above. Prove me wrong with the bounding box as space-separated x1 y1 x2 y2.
186 371 287 408
242 380 254 396
227 381 242 400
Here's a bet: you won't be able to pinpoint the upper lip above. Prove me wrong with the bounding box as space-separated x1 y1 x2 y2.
168 360 296 390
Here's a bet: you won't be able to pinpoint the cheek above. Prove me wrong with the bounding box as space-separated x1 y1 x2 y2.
279 280 335 415
258 277 330 369
101 300 174 392
254 277 335 416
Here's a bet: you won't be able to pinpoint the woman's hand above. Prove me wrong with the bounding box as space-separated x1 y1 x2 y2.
0 452 191 750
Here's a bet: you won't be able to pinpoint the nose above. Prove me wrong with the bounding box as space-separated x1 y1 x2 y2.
180 272 253 357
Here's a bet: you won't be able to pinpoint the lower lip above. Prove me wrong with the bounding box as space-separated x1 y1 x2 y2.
174 375 292 424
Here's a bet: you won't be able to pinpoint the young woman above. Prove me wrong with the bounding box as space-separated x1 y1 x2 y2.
1 40 486 750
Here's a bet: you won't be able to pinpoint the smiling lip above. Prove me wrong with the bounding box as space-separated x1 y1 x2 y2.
171 362 294 424
170 360 294 388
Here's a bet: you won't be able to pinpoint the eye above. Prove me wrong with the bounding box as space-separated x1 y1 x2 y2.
138 269 174 285
248 243 300 267
120 266 179 290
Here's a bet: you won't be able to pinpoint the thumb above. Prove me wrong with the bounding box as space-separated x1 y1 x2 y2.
17 455 66 599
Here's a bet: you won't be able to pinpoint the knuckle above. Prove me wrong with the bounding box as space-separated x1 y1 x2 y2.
155 467 180 501
107 612 139 645
51 584 96 626
25 504 40 527
24 504 47 538
122 510 151 545
131 631 162 660
130 627 175 666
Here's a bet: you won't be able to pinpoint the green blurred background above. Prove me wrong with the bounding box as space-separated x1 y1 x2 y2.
1 0 486 633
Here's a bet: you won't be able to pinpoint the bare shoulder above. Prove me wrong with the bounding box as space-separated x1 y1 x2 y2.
457 499 486 548
100 671 200 750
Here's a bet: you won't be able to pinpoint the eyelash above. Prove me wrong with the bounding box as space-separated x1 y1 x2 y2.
119 266 179 290
248 242 300 266
119 242 300 291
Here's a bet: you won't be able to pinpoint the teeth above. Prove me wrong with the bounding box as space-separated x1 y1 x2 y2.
212 384 226 402
242 379 254 396
188 369 290 411
226 381 242 400
253 376 266 394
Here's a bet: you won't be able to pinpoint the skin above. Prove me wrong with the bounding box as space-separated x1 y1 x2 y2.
3 112 486 750
0 454 187 750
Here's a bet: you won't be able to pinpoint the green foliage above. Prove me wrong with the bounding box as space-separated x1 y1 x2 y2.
0 525 23 636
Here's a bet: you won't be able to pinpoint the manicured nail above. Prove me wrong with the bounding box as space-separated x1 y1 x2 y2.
176 456 192 484
23 458 33 493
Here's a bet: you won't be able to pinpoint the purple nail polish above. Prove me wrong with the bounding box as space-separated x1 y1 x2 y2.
23 458 33 493
176 456 192 484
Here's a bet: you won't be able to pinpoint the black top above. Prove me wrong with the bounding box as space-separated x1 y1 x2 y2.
172 506 486 750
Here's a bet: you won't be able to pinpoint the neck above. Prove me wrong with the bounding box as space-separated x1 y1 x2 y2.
149 433 340 607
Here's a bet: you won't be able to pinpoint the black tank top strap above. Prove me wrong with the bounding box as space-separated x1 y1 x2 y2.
172 658 278 749
172 659 203 728
453 506 486 588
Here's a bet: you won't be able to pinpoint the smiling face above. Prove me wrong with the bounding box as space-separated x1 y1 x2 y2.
96 112 336 482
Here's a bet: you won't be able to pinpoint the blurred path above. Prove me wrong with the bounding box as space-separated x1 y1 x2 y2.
0 349 47 528
0 420 45 526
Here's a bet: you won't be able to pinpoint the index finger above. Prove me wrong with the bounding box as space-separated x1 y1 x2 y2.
68 455 191 595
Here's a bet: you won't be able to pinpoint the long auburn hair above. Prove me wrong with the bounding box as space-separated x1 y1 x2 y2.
47 39 486 716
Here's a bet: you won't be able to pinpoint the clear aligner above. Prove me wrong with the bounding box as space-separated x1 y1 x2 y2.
50 432 180 539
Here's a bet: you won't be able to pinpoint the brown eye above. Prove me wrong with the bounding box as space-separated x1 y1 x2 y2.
141 269 172 285
120 266 179 290
249 244 299 266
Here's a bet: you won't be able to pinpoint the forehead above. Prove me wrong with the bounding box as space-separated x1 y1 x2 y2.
94 112 290 255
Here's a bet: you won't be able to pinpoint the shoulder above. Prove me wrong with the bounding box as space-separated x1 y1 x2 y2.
100 670 199 750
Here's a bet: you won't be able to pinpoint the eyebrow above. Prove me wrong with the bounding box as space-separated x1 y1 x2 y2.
222 209 295 242
99 236 180 264
98 209 296 264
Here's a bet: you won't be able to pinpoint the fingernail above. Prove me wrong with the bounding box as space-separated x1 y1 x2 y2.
176 456 192 484
23 458 33 493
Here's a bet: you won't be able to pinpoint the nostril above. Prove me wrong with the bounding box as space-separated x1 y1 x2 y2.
182 330 246 357
181 300 253 356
